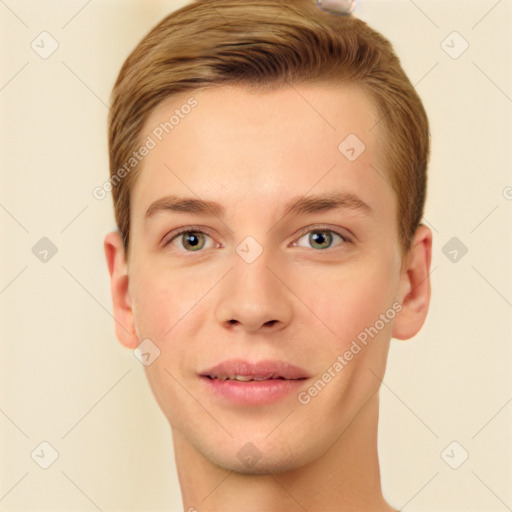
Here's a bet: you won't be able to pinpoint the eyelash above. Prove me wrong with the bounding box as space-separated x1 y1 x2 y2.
162 225 352 252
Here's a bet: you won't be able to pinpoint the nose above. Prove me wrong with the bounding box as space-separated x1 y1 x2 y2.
215 250 293 333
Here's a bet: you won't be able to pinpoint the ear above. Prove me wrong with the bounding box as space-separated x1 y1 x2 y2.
104 231 139 349
392 224 433 340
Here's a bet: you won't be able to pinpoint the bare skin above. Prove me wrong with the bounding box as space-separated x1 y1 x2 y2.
105 83 431 511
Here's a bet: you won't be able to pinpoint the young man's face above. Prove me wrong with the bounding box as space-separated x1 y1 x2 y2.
106 83 430 474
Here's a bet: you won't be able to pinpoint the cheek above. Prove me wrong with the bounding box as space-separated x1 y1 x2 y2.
130 265 205 340
294 256 398 354
130 268 206 424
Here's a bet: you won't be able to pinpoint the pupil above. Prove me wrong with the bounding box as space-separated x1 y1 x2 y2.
185 233 201 249
311 231 331 248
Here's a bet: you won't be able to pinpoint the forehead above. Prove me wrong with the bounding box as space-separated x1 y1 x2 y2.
130 83 393 227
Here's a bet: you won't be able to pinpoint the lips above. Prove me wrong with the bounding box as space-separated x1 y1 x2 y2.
200 358 310 382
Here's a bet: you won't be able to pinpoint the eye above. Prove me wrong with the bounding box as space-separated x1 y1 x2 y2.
292 227 348 250
164 229 215 252
163 225 350 253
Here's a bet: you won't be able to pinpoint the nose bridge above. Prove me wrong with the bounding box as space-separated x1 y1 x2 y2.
214 242 292 332
234 247 277 298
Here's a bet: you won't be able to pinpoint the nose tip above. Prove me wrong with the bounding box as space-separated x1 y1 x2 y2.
226 317 280 331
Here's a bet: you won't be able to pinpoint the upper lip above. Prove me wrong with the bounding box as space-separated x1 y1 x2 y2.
200 359 311 380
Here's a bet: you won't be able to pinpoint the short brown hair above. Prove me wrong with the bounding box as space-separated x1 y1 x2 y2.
108 0 430 257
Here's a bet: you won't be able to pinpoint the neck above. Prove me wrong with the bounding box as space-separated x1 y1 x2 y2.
172 392 395 512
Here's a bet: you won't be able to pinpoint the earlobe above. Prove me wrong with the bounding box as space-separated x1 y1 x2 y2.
104 231 139 349
392 225 433 341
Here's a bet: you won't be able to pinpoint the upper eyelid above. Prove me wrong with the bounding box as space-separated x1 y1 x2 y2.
294 225 350 241
162 225 213 246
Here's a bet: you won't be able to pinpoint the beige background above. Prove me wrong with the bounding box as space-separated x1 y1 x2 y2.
1 0 511 510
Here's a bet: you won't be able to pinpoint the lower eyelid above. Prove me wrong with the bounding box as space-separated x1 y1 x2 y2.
293 230 348 247
165 230 213 248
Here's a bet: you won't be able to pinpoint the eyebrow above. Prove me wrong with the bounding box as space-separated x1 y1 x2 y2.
144 192 373 222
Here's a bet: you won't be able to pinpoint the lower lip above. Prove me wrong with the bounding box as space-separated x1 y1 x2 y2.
200 376 307 406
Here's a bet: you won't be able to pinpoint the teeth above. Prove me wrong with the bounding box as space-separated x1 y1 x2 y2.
212 375 274 381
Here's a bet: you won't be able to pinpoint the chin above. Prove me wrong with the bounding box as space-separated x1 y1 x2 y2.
213 451 303 476
197 433 315 476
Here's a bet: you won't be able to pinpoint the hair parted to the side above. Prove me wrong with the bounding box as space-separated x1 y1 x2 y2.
108 0 430 258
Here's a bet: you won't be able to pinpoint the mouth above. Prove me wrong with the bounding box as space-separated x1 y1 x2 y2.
199 358 311 381
199 359 310 405
202 375 307 382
